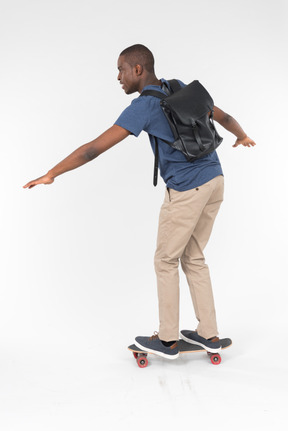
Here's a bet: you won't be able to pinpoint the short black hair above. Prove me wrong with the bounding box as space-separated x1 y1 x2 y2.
119 44 155 73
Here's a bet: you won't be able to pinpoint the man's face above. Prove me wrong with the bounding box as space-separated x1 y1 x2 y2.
117 55 139 94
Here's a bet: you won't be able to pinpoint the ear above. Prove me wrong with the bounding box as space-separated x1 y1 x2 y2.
134 64 143 76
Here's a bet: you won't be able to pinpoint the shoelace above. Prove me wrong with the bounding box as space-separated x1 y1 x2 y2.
149 331 159 341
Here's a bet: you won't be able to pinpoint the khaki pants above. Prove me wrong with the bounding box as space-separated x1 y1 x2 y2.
154 175 224 341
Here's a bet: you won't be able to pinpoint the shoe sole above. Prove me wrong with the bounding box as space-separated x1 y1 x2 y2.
180 333 221 353
134 340 179 360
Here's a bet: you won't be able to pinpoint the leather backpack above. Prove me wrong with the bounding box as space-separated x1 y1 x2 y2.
140 80 223 186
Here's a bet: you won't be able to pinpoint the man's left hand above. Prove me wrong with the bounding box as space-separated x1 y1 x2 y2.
233 136 256 148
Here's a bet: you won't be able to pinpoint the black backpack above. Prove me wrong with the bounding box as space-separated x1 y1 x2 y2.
140 79 223 186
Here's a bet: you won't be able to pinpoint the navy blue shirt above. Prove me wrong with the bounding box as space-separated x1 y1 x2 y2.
114 79 223 191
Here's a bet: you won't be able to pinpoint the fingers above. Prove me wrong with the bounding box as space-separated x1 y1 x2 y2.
23 182 36 189
23 181 38 189
233 137 256 148
23 175 54 189
243 139 256 147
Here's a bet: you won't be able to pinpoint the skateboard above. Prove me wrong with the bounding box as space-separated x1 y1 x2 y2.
128 338 232 368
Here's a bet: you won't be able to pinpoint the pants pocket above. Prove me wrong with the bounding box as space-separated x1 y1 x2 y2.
166 187 171 202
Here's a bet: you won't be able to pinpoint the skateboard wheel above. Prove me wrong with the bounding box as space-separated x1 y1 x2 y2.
137 355 148 368
210 354 221 365
133 352 138 359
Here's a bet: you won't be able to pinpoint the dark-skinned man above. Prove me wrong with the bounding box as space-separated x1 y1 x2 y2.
24 44 256 359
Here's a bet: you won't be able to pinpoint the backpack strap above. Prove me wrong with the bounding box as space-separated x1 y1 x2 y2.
140 89 166 186
140 80 181 99
191 121 205 152
153 137 159 186
140 89 166 99
140 80 181 186
167 79 182 93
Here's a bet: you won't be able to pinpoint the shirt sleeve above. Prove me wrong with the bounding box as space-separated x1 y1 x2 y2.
114 97 150 137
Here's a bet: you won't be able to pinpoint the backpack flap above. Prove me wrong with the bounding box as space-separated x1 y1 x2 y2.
161 80 213 123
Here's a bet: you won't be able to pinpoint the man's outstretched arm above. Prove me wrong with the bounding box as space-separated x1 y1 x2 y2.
23 125 130 189
213 106 256 148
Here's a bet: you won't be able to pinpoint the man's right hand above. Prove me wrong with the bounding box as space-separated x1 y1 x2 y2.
23 173 54 189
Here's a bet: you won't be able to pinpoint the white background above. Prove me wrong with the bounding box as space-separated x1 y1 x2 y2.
1 0 288 429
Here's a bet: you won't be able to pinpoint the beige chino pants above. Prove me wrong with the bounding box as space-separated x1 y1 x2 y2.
154 175 224 341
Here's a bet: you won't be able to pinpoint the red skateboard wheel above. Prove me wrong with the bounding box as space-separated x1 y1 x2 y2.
137 355 148 368
210 353 221 365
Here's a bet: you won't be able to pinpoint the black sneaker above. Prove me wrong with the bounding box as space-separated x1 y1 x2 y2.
180 330 221 353
135 332 179 360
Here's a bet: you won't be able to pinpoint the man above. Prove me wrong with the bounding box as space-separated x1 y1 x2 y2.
24 44 256 360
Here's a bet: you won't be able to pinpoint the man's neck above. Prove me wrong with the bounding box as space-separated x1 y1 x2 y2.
138 75 162 93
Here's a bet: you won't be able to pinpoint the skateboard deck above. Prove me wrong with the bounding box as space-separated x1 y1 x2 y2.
128 338 232 368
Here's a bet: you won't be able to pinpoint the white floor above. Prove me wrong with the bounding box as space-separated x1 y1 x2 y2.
1 327 286 431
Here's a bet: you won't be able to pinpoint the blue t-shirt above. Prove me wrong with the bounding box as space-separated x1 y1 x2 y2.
114 79 223 191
